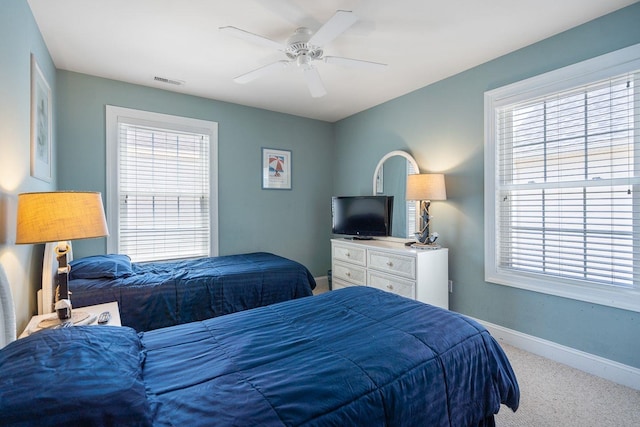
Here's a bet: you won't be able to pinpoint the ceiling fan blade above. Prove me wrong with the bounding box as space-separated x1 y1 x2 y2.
303 67 327 98
324 56 387 71
233 60 290 84
219 26 286 51
308 10 358 46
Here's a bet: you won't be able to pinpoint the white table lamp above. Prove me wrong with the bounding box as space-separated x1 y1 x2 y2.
406 174 447 245
16 192 109 321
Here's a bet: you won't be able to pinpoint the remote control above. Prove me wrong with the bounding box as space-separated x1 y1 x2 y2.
97 311 111 324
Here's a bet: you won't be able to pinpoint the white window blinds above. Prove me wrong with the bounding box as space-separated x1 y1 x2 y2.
496 73 639 288
117 121 210 262
485 44 640 312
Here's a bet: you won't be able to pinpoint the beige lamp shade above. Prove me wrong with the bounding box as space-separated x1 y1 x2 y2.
16 191 109 244
406 174 447 201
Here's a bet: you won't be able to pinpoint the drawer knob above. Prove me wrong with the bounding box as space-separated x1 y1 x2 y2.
387 284 394 290
346 272 351 277
386 261 393 267
346 252 351 257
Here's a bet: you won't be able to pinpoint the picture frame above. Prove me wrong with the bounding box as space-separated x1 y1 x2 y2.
30 54 52 182
262 148 292 190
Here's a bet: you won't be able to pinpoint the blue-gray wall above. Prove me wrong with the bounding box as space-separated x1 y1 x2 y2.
334 3 640 368
0 0 57 332
56 72 334 277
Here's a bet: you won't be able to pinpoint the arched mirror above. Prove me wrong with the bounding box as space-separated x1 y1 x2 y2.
372 151 420 238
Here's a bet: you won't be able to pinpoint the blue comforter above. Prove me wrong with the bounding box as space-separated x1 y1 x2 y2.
70 252 316 332
0 287 519 426
142 286 519 426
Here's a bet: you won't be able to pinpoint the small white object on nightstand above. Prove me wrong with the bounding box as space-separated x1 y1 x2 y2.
19 301 121 339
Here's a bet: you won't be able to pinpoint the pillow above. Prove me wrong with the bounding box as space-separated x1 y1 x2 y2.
0 326 152 426
69 254 133 280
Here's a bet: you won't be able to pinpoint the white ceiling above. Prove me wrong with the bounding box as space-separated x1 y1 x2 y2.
27 0 636 123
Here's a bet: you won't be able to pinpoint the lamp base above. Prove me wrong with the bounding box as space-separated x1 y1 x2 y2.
37 311 90 329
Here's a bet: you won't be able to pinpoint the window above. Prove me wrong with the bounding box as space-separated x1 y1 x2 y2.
485 44 640 312
106 106 218 262
406 161 418 238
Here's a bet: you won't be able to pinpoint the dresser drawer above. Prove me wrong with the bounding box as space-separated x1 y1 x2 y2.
332 277 356 291
368 272 415 299
333 260 366 285
332 243 366 266
368 250 416 279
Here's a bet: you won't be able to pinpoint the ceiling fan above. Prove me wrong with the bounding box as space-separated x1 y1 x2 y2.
220 10 387 98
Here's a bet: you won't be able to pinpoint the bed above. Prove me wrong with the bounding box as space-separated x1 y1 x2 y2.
0 286 519 426
66 252 316 332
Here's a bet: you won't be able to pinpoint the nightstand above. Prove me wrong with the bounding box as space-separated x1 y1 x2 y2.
19 301 121 338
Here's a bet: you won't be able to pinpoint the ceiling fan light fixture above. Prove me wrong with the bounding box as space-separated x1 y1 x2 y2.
287 27 312 44
296 53 312 68
286 28 323 60
221 9 385 97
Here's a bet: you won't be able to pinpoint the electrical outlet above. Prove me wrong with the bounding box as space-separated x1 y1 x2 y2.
448 280 453 293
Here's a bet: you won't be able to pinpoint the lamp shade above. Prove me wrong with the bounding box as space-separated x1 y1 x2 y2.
406 174 447 201
16 192 109 244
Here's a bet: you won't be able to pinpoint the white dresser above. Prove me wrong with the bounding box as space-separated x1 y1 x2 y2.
331 238 449 309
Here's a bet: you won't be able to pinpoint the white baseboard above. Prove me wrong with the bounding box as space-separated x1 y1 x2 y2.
476 318 640 391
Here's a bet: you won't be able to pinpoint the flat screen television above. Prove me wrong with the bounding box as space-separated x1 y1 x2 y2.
331 196 393 239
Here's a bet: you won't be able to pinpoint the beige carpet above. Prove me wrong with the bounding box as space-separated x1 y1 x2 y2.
495 343 640 426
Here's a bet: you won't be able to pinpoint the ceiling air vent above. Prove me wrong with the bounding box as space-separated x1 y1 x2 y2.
154 76 185 86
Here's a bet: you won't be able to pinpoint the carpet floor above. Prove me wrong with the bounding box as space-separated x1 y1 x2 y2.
495 343 640 426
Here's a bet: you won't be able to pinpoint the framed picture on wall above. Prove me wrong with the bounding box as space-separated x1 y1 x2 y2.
262 148 291 190
30 54 52 182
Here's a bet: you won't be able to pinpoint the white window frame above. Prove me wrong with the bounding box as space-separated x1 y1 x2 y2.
106 106 218 261
485 43 640 313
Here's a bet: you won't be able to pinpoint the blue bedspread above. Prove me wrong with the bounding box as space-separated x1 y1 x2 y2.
142 287 520 426
0 287 519 426
70 252 316 332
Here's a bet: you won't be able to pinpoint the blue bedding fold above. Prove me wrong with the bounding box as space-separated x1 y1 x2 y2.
141 286 519 426
70 252 316 332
